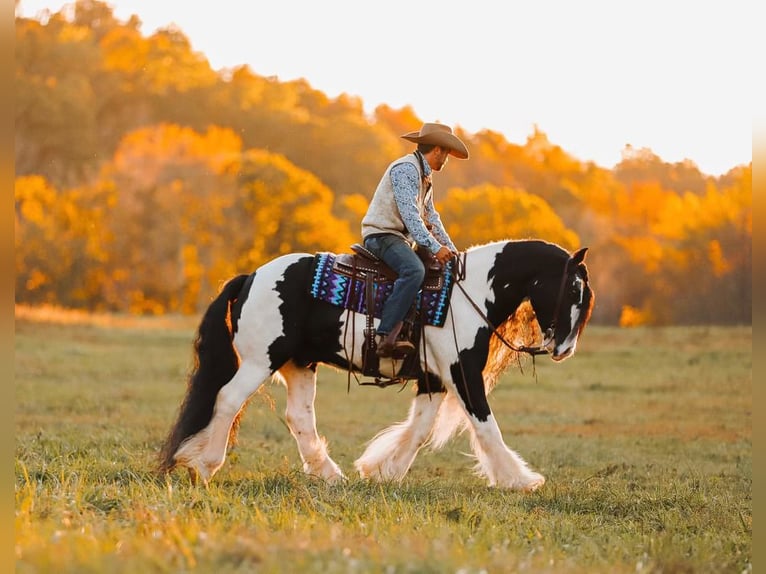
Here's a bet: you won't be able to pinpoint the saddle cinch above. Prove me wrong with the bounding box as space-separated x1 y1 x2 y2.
308 243 457 384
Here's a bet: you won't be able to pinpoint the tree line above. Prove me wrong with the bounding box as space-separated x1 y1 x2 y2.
15 0 751 324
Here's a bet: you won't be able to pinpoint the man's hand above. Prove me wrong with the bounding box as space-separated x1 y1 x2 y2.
435 245 453 265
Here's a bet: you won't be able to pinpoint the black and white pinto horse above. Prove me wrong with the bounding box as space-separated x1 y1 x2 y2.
159 239 594 491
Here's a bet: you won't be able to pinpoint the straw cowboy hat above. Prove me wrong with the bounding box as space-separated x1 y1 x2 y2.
401 122 469 159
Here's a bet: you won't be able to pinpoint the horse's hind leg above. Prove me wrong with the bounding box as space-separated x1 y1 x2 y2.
355 391 445 482
279 361 345 482
174 360 271 483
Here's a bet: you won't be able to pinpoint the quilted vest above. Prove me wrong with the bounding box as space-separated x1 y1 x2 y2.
361 153 430 242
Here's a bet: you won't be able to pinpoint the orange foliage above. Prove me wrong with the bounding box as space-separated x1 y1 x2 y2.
15 175 111 307
437 184 580 251
90 124 356 312
613 235 665 273
708 240 732 278
101 125 245 312
101 25 217 94
619 305 655 327
14 3 752 323
232 149 355 270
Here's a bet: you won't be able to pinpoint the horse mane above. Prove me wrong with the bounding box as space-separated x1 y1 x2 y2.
460 238 564 393
483 299 542 393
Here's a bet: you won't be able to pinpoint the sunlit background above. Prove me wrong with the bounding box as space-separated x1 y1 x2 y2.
17 0 752 176
10 5 756 571
13 0 752 326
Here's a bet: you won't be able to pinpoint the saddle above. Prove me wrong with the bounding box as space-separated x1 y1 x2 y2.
335 243 446 290
309 244 456 386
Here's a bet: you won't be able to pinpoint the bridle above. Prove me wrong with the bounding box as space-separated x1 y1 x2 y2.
452 252 572 357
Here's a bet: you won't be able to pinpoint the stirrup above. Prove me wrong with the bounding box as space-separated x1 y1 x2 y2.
376 339 415 359
360 376 409 388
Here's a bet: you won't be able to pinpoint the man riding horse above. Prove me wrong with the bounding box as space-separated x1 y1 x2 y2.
158 122 594 491
361 122 469 358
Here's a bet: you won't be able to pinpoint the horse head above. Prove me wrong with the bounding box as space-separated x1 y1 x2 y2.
527 246 594 361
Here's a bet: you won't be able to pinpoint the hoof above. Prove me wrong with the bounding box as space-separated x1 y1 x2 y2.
354 462 378 481
324 472 347 485
305 460 346 483
180 460 211 487
520 473 545 492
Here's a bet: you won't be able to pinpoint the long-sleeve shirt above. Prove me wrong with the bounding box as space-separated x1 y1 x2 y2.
389 160 456 254
361 152 457 254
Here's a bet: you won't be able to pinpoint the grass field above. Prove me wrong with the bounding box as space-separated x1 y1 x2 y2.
15 307 751 573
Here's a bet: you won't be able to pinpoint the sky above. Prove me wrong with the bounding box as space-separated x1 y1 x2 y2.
17 0 754 176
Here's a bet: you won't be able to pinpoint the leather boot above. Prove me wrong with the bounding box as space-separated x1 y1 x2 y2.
376 321 415 358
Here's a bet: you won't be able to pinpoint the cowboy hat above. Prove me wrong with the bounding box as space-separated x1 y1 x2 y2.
401 122 469 159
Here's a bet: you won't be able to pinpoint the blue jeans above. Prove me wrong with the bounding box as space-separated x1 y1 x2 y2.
363 234 425 335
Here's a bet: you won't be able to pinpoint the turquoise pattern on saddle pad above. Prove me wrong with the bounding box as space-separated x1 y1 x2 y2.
309 253 454 328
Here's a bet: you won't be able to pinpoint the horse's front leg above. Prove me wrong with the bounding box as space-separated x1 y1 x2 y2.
450 364 545 492
280 361 344 482
355 383 445 482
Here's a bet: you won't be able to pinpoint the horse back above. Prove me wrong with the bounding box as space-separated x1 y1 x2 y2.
232 253 347 372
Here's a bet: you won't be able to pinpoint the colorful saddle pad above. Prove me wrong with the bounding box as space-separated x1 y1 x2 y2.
309 252 455 328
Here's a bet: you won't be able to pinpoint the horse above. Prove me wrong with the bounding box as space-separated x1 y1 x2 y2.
158 239 594 491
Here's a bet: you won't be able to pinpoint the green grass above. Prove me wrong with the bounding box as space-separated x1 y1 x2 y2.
15 312 752 573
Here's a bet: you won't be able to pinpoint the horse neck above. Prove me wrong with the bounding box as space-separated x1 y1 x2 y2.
461 242 527 325
462 240 566 325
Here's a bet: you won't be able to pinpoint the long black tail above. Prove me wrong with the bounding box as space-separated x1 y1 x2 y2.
158 274 250 473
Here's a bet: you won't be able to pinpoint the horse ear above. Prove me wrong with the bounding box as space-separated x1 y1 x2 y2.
571 247 588 265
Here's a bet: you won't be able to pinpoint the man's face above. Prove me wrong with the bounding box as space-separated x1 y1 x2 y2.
431 146 450 171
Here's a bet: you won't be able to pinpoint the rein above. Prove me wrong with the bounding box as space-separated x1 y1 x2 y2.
452 252 572 357
453 280 549 356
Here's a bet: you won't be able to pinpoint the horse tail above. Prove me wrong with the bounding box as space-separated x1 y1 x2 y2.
158 274 250 474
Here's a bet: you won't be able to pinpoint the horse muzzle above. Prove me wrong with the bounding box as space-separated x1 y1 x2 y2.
550 347 574 362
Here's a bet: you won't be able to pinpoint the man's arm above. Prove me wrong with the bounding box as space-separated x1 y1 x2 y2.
424 195 457 253
390 163 442 253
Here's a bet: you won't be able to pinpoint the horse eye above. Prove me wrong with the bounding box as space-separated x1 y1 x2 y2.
569 287 579 298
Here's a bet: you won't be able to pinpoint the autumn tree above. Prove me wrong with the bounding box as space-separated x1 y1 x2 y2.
436 183 580 251
654 166 751 324
14 1 752 325
15 13 102 185
15 175 109 307
373 104 425 157
607 165 751 325
97 123 354 313
615 145 710 195
229 149 356 272
96 124 242 313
